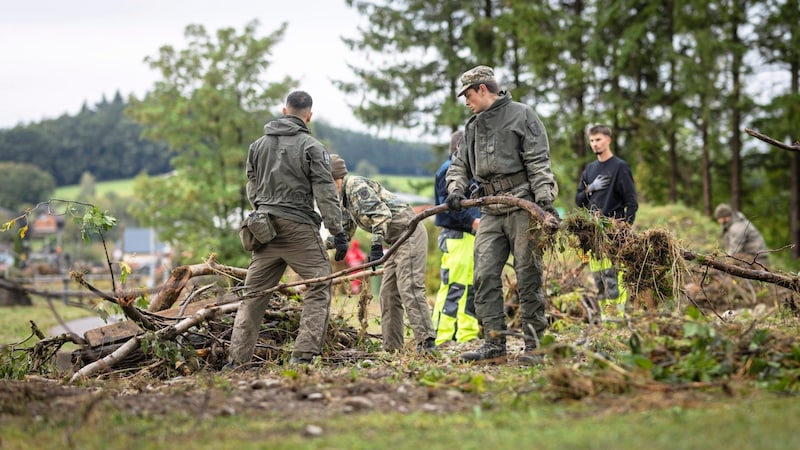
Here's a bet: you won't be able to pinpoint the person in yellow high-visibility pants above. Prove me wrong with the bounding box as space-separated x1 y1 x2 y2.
587 254 627 319
575 125 638 320
432 130 480 345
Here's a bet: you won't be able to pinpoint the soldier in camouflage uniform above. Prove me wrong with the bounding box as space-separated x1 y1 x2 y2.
714 203 769 267
328 155 437 353
446 66 559 365
228 91 349 367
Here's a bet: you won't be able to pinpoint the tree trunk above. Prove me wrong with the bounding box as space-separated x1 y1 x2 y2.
701 118 712 216
729 0 744 211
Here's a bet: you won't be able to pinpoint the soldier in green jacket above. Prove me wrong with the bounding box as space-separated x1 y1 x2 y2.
329 154 436 354
228 91 349 367
446 65 559 365
714 203 769 267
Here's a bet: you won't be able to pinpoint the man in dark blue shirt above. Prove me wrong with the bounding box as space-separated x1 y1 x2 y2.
575 124 638 319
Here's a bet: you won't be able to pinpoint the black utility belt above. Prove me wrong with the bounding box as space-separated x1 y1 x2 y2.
478 172 528 195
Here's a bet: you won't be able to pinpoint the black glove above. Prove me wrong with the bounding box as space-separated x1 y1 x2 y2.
537 199 560 219
587 174 609 195
446 189 466 211
333 232 349 262
368 243 383 263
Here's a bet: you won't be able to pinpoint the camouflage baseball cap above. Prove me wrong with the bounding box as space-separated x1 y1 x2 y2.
714 203 732 219
457 65 495 97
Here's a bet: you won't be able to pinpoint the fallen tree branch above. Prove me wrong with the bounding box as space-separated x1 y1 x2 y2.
745 127 800 153
71 301 241 381
71 271 158 331
682 249 800 292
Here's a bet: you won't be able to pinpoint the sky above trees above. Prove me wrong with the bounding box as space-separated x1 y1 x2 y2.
0 0 363 132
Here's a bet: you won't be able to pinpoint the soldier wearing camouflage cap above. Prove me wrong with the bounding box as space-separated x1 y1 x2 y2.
446 65 559 365
714 203 769 267
329 154 437 354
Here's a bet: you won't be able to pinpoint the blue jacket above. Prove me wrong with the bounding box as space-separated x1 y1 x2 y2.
435 158 479 233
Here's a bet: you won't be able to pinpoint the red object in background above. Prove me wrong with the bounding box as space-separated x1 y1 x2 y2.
344 239 366 293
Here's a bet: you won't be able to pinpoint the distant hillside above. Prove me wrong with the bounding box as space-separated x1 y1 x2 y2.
314 122 436 176
0 95 437 187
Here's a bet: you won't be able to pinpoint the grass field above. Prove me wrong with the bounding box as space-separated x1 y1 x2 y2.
54 178 138 200
54 174 434 201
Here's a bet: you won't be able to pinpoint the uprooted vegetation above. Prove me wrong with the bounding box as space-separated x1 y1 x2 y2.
1 198 799 424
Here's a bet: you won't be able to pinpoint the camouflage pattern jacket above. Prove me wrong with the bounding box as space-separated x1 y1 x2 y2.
721 211 768 265
246 115 344 235
446 91 558 215
339 175 414 247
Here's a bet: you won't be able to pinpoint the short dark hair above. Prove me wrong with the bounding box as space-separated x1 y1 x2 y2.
466 79 500 95
588 124 612 137
449 129 464 156
286 91 313 114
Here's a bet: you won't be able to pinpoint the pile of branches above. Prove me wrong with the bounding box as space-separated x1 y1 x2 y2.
6 196 799 382
538 311 800 401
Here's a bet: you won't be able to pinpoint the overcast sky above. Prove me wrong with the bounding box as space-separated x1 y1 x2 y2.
0 0 366 132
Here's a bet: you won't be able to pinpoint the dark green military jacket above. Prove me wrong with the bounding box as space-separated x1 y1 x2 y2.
246 115 344 235
447 92 558 215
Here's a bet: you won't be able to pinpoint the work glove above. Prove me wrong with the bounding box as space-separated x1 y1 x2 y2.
368 243 383 264
446 189 466 211
333 232 349 262
536 199 560 219
586 174 609 195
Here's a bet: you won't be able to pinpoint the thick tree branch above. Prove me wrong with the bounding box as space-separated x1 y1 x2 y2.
682 249 799 292
745 128 800 153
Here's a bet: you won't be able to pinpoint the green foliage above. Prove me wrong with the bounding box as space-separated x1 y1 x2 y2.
342 0 799 265
126 21 294 266
0 341 33 380
315 122 435 176
0 93 171 186
339 0 474 133
0 162 56 212
139 332 199 377
78 205 117 241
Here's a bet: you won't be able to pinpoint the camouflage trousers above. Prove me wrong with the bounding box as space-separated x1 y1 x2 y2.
228 216 332 364
380 221 435 352
474 209 547 342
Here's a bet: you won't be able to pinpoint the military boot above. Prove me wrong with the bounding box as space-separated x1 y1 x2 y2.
417 337 437 355
518 323 544 366
517 345 543 366
459 339 506 364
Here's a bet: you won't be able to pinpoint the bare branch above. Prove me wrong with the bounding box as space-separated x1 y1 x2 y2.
745 128 800 153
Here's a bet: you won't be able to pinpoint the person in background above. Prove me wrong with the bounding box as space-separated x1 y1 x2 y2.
432 129 480 346
714 203 769 267
344 239 366 293
446 65 559 365
329 154 436 354
227 91 349 367
575 124 638 320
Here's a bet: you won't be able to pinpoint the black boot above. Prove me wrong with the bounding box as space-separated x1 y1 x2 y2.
517 345 543 366
518 323 544 366
418 337 437 354
459 339 507 363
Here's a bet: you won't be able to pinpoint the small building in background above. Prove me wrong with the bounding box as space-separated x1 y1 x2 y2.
120 227 171 287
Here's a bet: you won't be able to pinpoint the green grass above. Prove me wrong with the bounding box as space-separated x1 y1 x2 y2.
54 175 433 203
54 178 137 200
373 174 434 199
0 297 99 345
1 392 797 449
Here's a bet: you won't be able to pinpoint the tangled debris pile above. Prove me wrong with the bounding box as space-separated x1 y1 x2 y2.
2 198 798 397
